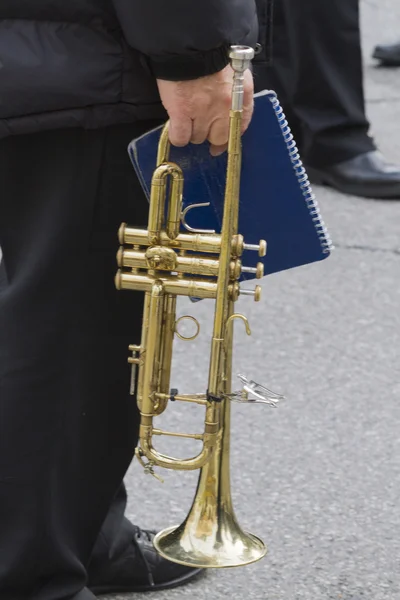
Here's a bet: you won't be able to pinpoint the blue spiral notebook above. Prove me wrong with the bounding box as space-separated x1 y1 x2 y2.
127 90 333 281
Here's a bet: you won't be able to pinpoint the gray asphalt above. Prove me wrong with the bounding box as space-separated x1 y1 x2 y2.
103 2 400 600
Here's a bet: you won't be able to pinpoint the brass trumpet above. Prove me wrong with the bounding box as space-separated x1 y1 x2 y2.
116 46 283 569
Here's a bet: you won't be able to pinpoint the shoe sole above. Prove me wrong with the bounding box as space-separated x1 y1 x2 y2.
90 567 204 595
306 165 400 199
372 51 400 67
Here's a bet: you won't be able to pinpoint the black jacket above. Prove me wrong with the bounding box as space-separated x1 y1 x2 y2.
0 0 270 139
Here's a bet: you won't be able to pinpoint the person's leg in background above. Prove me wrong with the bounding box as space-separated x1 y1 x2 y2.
253 0 303 148
254 0 400 199
0 123 200 600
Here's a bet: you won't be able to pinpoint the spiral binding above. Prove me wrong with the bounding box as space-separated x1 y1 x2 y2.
266 91 334 255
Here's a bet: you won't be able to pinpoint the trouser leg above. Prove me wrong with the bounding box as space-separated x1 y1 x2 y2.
0 121 160 600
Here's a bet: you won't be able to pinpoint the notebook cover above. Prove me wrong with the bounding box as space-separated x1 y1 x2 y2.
128 90 333 281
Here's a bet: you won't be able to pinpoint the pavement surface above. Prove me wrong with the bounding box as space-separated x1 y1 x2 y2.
103 2 400 600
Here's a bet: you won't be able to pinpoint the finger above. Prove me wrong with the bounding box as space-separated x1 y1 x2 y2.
241 70 254 134
168 115 193 147
207 116 230 148
241 100 254 135
210 143 228 157
190 120 210 145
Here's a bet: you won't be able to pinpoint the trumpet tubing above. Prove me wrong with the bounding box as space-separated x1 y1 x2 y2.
116 45 279 569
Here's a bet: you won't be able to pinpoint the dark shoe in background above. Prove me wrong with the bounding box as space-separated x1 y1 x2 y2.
89 526 204 595
305 151 400 199
372 42 400 66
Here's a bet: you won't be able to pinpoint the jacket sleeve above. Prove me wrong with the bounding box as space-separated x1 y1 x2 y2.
111 0 258 80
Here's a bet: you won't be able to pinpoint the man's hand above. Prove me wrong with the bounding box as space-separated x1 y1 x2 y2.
156 65 254 156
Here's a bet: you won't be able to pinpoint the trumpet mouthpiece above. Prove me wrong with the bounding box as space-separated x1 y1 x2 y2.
229 45 255 73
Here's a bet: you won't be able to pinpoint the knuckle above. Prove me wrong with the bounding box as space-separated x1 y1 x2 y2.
223 92 232 109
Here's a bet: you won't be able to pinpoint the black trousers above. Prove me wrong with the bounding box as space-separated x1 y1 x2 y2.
254 0 376 167
0 122 161 600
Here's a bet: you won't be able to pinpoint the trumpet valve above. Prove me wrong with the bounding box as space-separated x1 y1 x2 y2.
230 260 242 280
145 246 177 271
243 239 267 258
258 240 267 257
241 262 264 279
228 282 241 302
118 222 126 245
240 285 262 302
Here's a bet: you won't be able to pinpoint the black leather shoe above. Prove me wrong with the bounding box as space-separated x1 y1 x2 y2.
372 42 400 66
88 527 204 595
305 151 400 199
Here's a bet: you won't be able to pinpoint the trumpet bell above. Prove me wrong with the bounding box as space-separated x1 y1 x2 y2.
153 512 267 569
